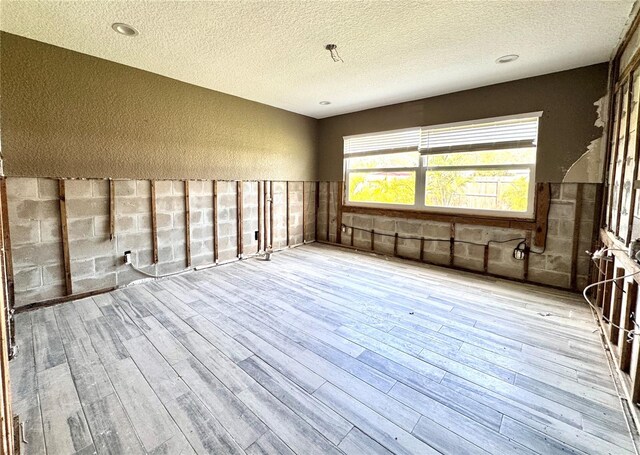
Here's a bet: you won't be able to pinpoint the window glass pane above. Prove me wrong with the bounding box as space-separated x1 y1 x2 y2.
423 148 536 167
347 152 420 170
349 171 416 205
425 168 531 212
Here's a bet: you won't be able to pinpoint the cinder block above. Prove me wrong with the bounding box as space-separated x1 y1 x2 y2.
7 178 38 199
117 197 150 215
114 215 137 233
70 238 117 260
10 221 41 245
528 268 570 288
114 180 136 197
68 218 95 240
156 196 183 212
73 274 117 294
561 184 577 201
548 202 574 220
155 181 172 196
92 180 109 197
550 184 561 200
67 199 108 218
70 258 96 279
545 254 571 273
14 267 42 291
14 284 65 307
13 242 62 267
37 178 59 200
173 181 186 196
16 199 60 221
373 217 395 233
42 263 64 285
136 180 151 197
94 216 110 238
65 180 93 199
156 213 173 229
116 231 152 254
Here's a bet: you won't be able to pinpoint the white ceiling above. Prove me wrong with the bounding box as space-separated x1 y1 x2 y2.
0 1 635 119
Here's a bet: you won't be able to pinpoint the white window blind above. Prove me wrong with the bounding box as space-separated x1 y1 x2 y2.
344 127 421 156
420 117 539 155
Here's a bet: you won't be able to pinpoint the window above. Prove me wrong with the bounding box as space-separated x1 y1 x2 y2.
344 113 540 218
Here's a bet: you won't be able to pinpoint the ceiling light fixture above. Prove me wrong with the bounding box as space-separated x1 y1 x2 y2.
495 54 519 64
319 101 331 105
112 23 138 37
325 44 343 63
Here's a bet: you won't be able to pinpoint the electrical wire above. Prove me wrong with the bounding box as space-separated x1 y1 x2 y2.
583 254 640 343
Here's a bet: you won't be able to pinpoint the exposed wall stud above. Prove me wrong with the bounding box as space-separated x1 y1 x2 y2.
608 88 625 228
258 181 263 252
523 230 532 281
420 237 425 262
185 180 191 267
286 181 290 246
393 233 399 256
0 179 15 311
602 259 615 319
610 267 625 343
109 179 115 241
449 222 455 266
350 227 354 247
483 244 489 273
58 179 73 295
370 229 375 250
270 181 274 249
264 181 269 250
615 77 634 236
315 181 320 241
302 182 306 243
620 280 638 372
150 180 158 264
570 184 583 290
326 182 331 241
533 183 550 248
596 257 606 307
213 180 219 263
237 181 243 257
336 182 343 244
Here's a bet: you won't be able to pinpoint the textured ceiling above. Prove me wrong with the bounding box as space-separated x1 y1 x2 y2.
0 1 635 119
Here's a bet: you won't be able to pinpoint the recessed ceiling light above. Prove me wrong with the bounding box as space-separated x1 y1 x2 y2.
495 54 519 64
319 101 331 105
112 23 138 37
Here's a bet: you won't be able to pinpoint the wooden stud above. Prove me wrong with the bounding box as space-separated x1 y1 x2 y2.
595 257 606 307
393 233 399 256
449 222 455 266
302 182 306 243
109 179 115 241
483 244 489 273
213 180 219 263
615 77 635 236
523 230 531 281
610 266 625 343
620 280 638 372
150 180 158 264
264 181 269 250
602 258 615 321
237 181 243 257
315 181 320 241
0 179 15 312
336 182 343 245
286 181 290 246
370 229 375 251
270 181 274 249
632 343 640 403
326 181 331 241
420 237 425 262
533 183 551 248
608 88 625 228
570 184 583 290
185 181 191 267
58 180 73 295
258 181 263 252
350 227 354 247
14 286 118 314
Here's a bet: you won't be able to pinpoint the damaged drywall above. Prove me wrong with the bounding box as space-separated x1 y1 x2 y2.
563 94 609 183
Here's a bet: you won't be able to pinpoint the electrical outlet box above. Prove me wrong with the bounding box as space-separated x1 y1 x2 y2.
254 230 259 240
124 250 132 265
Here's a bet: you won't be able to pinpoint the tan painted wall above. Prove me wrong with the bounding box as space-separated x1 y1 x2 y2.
0 33 318 181
317 64 609 183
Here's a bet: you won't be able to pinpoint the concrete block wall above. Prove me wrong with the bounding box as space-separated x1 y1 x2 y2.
7 178 66 303
331 182 597 291
303 182 317 243
6 177 312 307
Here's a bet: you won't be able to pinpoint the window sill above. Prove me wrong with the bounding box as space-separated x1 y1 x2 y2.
341 204 536 229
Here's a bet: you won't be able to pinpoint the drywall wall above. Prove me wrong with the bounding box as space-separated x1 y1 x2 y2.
317 64 609 183
319 183 597 290
0 33 318 181
6 177 316 307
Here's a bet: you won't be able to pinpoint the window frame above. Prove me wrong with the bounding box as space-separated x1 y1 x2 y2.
343 112 541 220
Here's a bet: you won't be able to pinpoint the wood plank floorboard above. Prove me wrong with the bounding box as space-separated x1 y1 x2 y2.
10 243 636 454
